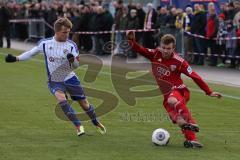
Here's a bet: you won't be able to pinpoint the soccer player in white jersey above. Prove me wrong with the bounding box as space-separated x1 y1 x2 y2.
5 18 106 136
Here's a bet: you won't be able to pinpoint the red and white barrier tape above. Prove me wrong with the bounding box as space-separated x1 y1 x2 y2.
187 52 240 59
184 31 240 40
10 19 44 23
10 18 54 29
74 29 159 35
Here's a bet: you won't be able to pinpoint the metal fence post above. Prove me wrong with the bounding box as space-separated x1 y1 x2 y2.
181 29 185 58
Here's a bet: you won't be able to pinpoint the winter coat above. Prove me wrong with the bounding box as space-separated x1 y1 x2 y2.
0 6 11 31
206 14 219 38
126 16 140 30
191 11 207 35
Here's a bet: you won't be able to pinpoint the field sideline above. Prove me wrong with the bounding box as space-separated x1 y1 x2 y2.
0 48 240 160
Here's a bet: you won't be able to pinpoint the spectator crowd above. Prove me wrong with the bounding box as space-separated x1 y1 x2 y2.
0 0 240 69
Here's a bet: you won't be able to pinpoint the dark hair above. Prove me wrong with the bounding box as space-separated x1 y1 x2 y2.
161 34 176 46
229 2 235 8
157 6 162 11
80 0 85 5
118 0 123 4
54 18 72 32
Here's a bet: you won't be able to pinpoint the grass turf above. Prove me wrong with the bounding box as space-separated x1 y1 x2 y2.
0 48 240 160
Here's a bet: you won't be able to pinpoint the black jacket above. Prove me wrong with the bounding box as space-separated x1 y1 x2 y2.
166 13 177 29
137 9 146 29
95 11 113 31
155 13 168 28
191 11 207 35
0 6 11 31
126 16 140 30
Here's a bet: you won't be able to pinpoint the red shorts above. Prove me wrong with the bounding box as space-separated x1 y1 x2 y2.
163 88 195 124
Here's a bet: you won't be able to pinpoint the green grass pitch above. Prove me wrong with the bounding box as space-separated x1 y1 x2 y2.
0 48 240 160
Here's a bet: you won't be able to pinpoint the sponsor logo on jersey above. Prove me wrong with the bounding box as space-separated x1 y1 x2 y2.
187 66 192 74
157 66 170 77
48 56 65 62
63 49 70 55
49 56 55 62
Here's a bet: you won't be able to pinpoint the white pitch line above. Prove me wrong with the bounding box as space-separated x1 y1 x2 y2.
1 52 240 101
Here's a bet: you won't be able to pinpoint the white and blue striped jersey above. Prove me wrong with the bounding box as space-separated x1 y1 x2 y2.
18 37 79 82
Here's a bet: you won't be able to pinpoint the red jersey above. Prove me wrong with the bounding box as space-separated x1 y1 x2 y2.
129 40 212 96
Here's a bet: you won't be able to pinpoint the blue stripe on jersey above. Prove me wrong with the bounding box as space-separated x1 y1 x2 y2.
43 43 51 81
67 39 79 52
37 37 53 46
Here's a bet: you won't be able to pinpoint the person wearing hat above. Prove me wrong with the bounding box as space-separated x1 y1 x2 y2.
216 13 227 67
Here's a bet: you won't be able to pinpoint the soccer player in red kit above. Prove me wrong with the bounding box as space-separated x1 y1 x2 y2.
127 32 222 148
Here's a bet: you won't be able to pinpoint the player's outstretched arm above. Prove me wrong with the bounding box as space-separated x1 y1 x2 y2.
180 61 222 99
5 46 41 63
126 31 155 59
189 72 222 99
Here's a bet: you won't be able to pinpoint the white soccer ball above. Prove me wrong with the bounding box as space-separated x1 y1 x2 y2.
152 128 170 146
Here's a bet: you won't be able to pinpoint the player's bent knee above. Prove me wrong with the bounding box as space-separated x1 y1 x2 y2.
55 91 67 103
167 97 178 107
78 99 90 109
176 116 186 127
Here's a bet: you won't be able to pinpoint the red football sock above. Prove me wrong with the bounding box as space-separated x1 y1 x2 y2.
174 101 196 124
182 129 197 141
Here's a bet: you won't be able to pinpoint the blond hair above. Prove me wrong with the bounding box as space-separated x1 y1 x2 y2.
161 34 176 46
54 18 72 32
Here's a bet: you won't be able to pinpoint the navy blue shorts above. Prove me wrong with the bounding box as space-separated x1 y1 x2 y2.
48 76 86 101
